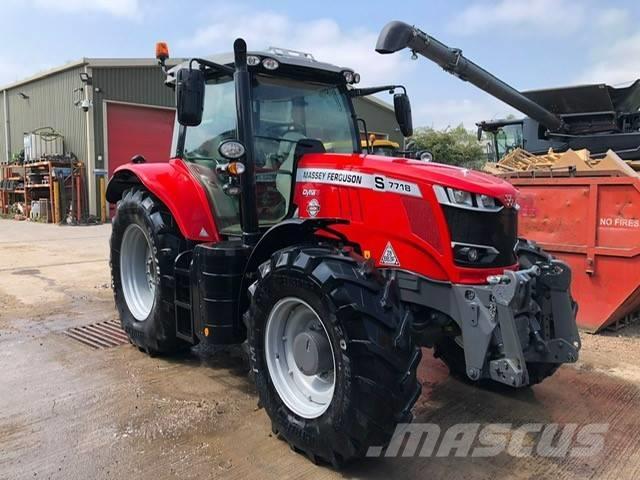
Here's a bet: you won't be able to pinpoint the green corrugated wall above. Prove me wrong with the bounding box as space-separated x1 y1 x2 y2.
2 66 86 161
353 97 403 145
0 92 6 163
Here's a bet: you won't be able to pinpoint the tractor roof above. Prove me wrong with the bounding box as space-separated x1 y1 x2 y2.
167 47 353 83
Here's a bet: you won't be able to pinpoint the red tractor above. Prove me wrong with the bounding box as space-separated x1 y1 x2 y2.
106 34 580 466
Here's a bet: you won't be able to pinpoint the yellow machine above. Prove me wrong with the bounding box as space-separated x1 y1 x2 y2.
360 133 400 156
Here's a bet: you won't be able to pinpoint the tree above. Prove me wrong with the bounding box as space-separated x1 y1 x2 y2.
409 124 485 168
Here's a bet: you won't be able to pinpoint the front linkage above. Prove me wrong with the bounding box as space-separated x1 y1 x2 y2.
396 240 581 387
476 259 579 386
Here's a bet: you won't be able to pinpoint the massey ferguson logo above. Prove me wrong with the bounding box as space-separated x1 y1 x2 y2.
503 193 516 208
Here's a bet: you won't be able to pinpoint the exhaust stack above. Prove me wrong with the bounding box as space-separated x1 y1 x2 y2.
376 21 565 132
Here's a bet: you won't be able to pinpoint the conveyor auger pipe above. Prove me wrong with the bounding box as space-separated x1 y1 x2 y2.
375 21 565 132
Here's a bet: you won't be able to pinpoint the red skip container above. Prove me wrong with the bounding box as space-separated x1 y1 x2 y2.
510 175 640 332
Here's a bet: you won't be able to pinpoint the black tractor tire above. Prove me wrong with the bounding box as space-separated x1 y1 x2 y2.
110 187 189 355
247 246 422 467
433 336 468 381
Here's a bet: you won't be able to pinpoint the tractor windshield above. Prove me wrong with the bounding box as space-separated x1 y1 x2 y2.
178 73 358 234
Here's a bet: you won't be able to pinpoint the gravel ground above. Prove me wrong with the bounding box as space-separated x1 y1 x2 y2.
1 219 639 479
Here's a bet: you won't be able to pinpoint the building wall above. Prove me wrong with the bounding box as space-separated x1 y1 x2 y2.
0 62 401 212
353 97 403 145
3 66 86 161
0 92 6 163
91 66 175 170
88 71 400 168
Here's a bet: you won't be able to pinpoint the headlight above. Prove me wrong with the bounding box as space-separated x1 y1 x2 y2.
450 188 473 207
433 185 503 212
477 194 495 209
218 140 246 160
262 57 279 70
452 242 499 265
247 55 261 66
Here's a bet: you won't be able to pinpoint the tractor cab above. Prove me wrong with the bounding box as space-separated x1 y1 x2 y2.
477 118 526 162
164 45 411 240
477 116 567 162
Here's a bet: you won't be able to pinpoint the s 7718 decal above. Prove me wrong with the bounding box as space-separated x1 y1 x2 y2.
296 168 422 198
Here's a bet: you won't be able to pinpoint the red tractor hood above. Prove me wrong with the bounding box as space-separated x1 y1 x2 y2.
299 153 517 199
295 152 519 284
386 157 514 194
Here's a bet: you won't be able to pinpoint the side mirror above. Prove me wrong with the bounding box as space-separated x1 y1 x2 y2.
393 93 413 138
176 68 205 126
477 126 483 141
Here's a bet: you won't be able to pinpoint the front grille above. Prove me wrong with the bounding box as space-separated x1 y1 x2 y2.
442 205 518 267
402 196 443 253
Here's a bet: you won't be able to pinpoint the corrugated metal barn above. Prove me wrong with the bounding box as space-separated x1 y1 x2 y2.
0 58 401 217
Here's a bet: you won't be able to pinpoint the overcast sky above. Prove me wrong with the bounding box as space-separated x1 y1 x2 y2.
1 0 639 129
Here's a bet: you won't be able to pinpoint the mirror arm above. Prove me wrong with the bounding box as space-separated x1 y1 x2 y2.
356 118 371 153
158 57 169 74
189 58 235 76
349 85 406 97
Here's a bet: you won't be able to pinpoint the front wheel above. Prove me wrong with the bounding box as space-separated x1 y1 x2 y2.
248 246 422 466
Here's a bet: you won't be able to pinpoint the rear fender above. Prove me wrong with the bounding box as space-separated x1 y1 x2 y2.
106 159 219 242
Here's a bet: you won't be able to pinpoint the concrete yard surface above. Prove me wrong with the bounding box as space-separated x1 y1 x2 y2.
1 219 640 479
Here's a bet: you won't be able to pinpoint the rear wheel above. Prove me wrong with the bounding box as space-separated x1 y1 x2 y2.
248 246 422 466
110 187 189 355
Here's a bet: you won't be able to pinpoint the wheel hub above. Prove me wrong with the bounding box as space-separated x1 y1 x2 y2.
145 253 155 290
264 297 336 419
120 224 156 321
292 330 333 376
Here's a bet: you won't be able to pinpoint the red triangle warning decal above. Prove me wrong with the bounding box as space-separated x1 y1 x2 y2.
380 242 400 266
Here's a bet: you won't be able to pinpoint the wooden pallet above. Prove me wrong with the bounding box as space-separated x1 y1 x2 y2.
484 148 640 178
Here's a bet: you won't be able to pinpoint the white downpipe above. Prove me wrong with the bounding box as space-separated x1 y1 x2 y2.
3 90 9 163
84 65 97 216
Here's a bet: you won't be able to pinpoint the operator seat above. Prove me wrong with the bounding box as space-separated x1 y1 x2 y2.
275 131 306 213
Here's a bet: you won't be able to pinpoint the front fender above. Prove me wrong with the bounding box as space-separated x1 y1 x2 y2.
106 159 219 242
237 217 351 322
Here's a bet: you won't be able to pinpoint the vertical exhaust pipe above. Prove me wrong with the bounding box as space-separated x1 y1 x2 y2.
233 38 261 246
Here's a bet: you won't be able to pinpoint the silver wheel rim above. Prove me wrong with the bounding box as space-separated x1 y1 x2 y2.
265 297 336 419
120 224 156 321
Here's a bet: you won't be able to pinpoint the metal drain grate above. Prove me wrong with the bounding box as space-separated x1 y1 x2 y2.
64 319 130 349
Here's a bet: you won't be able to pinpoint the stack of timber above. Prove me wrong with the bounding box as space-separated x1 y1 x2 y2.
483 148 640 178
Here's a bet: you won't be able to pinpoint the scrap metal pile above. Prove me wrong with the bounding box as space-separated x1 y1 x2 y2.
483 148 640 177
